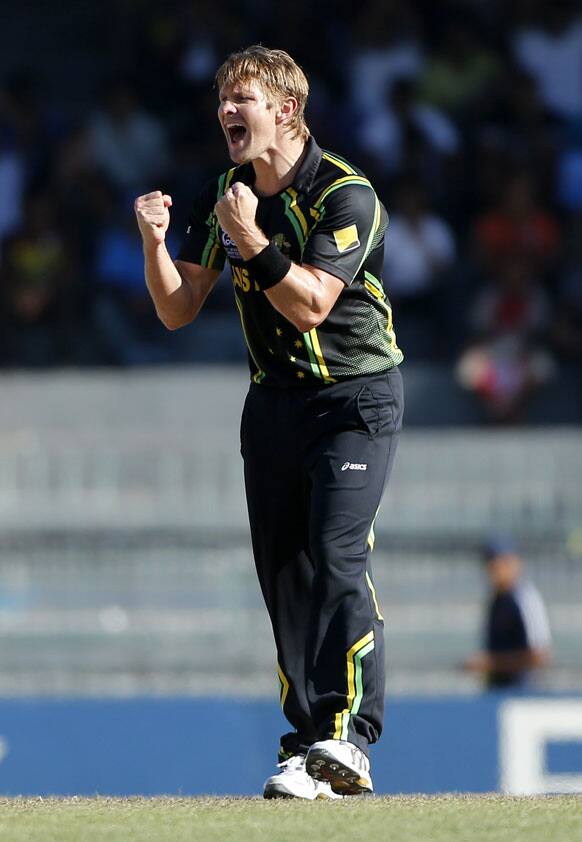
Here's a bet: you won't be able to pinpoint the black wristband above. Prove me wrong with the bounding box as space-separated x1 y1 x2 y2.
246 242 292 290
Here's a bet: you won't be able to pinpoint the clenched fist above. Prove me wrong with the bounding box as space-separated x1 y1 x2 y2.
134 190 173 246
215 182 259 241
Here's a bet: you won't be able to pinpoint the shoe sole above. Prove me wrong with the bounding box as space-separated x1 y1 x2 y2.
306 746 373 795
263 783 337 801
263 784 297 799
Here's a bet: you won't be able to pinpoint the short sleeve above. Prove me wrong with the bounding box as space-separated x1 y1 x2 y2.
516 584 552 649
176 178 226 270
301 184 386 285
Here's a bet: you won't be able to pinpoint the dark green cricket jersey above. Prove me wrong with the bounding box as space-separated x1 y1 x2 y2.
177 136 403 386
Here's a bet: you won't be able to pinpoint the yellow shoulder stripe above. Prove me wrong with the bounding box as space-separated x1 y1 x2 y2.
322 151 356 175
315 175 372 209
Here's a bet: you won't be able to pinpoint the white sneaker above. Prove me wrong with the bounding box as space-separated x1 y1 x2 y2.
306 740 373 795
263 754 343 800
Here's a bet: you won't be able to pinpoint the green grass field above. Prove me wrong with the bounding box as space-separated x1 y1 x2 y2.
0 796 581 842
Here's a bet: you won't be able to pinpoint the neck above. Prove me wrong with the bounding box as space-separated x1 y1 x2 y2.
252 134 308 196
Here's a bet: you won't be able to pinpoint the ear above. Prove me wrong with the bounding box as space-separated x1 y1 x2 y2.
276 96 299 128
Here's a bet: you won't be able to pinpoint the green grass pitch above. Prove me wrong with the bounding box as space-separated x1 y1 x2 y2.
0 795 581 842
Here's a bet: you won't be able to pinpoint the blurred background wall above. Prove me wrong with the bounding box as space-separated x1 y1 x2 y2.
0 368 581 697
0 0 581 794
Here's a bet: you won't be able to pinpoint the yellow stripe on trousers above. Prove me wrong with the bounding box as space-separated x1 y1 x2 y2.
277 662 290 709
333 630 375 740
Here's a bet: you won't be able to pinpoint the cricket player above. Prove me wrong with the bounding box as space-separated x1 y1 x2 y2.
135 45 404 799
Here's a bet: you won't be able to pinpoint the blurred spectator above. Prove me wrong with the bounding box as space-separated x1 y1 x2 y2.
0 192 73 366
512 3 582 122
384 179 456 359
359 76 460 177
0 71 54 185
0 71 52 251
350 1 425 125
91 197 178 365
0 134 24 255
464 536 552 689
474 171 560 273
54 126 116 262
87 78 169 192
456 256 554 423
556 121 582 212
179 34 220 88
550 216 582 365
480 69 561 190
418 19 500 119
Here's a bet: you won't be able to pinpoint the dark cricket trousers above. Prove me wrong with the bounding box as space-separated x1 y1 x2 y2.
240 367 404 758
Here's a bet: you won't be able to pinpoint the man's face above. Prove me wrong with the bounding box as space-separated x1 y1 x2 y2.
487 553 523 592
218 80 278 164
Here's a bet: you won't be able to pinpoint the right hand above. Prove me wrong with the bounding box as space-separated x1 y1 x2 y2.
462 652 492 673
134 190 172 246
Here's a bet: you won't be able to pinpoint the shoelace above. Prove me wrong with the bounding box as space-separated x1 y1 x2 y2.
348 746 368 771
277 754 306 773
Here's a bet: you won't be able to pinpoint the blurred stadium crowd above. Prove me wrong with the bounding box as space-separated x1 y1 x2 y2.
0 0 581 422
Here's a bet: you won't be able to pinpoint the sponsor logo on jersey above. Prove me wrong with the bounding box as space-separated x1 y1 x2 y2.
221 230 243 260
341 462 368 471
333 224 360 254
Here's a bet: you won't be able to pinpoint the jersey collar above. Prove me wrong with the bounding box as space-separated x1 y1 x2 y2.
292 135 322 194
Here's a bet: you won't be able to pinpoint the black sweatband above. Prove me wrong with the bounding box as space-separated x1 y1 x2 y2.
246 242 292 290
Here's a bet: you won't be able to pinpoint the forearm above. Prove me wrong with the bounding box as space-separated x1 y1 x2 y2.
464 647 551 675
488 649 551 673
264 264 332 332
143 241 195 329
231 226 328 331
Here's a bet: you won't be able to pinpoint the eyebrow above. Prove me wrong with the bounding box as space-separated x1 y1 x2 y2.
219 87 260 101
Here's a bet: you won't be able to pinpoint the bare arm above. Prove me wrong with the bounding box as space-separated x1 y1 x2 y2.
144 242 219 330
463 648 552 674
215 182 344 332
263 263 344 333
136 190 220 330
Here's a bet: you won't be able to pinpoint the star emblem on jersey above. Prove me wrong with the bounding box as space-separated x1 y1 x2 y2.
294 340 303 349
276 327 283 337
273 233 293 255
333 224 360 254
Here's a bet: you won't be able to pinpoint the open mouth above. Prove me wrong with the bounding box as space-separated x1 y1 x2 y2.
226 124 247 144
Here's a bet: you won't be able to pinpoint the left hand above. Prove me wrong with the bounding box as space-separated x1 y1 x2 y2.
215 182 259 241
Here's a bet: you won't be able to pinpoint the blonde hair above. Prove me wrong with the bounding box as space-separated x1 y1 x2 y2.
216 45 309 140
